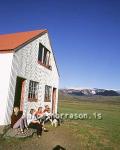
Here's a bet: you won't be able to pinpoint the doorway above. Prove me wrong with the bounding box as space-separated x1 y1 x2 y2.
14 76 26 111
52 88 57 113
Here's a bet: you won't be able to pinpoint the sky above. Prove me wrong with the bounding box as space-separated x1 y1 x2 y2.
0 0 120 90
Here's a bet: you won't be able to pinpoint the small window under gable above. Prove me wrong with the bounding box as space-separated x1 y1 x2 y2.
38 43 43 62
38 43 52 70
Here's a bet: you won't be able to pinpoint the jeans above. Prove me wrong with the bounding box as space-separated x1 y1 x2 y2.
29 122 42 135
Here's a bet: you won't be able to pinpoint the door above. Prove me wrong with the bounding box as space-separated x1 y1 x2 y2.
52 88 57 113
14 77 26 111
20 80 26 111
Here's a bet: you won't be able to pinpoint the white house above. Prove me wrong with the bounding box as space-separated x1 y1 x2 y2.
0 29 59 126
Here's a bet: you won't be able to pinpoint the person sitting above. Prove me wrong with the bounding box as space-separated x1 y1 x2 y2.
35 107 44 119
27 109 42 137
43 105 51 118
42 105 52 123
35 107 48 132
43 105 50 114
11 107 28 133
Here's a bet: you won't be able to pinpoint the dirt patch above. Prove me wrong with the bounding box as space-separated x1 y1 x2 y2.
0 124 80 150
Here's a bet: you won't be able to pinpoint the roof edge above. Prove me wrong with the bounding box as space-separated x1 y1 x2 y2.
0 50 14 53
0 29 48 52
14 30 48 52
47 32 60 77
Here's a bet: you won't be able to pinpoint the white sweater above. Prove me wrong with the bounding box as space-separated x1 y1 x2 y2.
27 114 37 125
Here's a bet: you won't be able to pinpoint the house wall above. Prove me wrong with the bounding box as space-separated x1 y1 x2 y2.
4 33 59 125
0 53 13 125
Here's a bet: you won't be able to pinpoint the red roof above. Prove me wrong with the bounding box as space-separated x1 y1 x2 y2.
0 29 47 52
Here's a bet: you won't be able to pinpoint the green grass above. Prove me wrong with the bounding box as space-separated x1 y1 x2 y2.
58 96 120 150
0 96 120 150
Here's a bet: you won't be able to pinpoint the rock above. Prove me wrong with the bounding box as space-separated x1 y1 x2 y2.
3 128 36 138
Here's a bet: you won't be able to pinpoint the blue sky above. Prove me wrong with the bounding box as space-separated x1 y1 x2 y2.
0 0 120 89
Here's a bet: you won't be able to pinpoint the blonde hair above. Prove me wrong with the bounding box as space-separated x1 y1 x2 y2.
13 107 20 115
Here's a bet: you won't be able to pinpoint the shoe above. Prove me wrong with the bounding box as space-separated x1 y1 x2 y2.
20 129 24 134
38 135 41 138
44 129 48 132
26 127 29 130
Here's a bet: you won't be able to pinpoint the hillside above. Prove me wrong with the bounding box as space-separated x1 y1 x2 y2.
59 91 120 103
60 88 120 97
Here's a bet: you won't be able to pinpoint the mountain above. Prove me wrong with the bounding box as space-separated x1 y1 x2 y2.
60 88 120 96
117 90 120 94
96 90 120 96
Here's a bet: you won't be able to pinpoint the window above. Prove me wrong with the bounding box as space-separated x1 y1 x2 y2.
38 43 51 69
38 43 43 62
44 85 52 102
28 81 39 101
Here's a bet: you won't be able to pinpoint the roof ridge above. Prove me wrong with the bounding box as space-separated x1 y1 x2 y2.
0 29 47 36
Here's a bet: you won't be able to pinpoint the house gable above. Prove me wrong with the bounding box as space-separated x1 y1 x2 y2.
0 30 59 77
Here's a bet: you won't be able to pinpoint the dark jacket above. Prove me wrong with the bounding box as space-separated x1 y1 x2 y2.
11 111 23 128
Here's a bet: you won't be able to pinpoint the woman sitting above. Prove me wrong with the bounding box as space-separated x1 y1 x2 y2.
27 109 42 137
11 107 28 133
35 107 44 119
35 107 48 132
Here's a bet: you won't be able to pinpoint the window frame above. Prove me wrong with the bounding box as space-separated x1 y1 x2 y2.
44 85 52 102
28 80 39 102
38 43 52 70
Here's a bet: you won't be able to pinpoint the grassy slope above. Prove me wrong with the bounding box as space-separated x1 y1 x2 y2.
0 95 120 150
58 95 120 150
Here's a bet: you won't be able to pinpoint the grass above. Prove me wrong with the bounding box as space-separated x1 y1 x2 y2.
0 95 120 150
58 96 120 150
